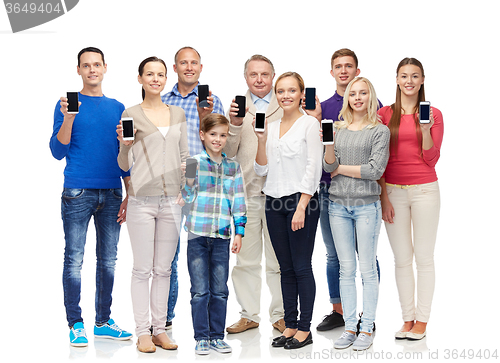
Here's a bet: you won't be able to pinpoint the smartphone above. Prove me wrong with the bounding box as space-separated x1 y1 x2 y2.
198 85 209 108
67 92 79 114
305 88 316 110
121 117 134 141
255 112 265 132
235 95 246 117
321 119 335 145
185 157 198 179
419 101 431 124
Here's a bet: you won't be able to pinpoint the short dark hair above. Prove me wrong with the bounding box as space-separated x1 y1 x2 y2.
78 47 105 67
331 48 358 69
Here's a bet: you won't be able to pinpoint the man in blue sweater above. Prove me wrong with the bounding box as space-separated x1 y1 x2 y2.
50 47 132 347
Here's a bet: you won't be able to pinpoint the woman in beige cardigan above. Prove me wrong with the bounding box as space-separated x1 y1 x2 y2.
117 56 189 353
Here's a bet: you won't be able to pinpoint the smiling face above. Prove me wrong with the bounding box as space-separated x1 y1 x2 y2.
245 60 275 99
138 61 167 97
173 48 203 89
77 51 107 91
348 80 370 116
396 64 425 98
331 55 360 94
200 124 229 159
275 76 303 112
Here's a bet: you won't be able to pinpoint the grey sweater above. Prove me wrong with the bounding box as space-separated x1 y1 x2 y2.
323 123 390 206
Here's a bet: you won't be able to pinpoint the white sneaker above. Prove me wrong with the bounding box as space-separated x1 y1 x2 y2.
352 333 373 351
334 331 356 349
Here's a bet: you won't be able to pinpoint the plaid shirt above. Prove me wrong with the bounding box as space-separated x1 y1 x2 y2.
161 83 225 157
182 151 246 239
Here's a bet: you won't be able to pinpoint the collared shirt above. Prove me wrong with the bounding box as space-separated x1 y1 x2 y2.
161 83 225 156
254 115 322 199
250 91 273 112
182 150 247 239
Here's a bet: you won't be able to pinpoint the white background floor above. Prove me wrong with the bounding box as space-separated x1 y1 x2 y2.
1 1 499 362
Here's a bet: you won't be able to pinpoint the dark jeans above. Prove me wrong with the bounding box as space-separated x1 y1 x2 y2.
265 193 320 332
61 188 122 327
187 233 230 341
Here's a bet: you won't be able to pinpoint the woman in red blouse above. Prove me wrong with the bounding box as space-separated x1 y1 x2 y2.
378 58 444 341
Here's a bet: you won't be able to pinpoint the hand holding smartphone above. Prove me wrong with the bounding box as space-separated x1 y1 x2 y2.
419 101 431 124
321 119 334 145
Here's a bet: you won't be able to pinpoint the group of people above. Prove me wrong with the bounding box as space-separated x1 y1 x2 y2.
50 46 444 354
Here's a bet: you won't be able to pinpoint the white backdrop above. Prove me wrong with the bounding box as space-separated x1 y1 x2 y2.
0 0 498 362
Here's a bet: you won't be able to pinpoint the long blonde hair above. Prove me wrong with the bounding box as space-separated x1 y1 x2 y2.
337 77 380 129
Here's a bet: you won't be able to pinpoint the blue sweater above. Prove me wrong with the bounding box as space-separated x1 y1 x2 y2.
50 93 129 189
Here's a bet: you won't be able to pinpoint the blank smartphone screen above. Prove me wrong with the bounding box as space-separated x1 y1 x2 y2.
122 120 134 138
305 88 316 110
235 95 246 117
322 122 334 142
420 103 430 120
255 113 265 129
185 158 198 178
67 92 79 113
198 85 209 103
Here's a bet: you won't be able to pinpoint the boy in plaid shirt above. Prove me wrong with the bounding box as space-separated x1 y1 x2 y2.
182 114 246 355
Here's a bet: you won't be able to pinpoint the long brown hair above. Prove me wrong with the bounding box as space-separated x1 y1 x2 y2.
138 56 167 100
389 58 426 154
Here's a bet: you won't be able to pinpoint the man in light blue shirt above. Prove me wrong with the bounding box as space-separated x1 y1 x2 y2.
160 46 224 329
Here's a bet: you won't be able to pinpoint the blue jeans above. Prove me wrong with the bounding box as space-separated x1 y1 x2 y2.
329 201 381 334
61 188 122 328
265 193 320 332
319 184 341 305
320 184 381 306
187 233 230 341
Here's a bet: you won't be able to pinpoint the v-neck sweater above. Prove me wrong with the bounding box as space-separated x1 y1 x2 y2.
118 104 189 197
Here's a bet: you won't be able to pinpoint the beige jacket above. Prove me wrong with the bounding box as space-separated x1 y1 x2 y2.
118 104 189 197
223 89 283 199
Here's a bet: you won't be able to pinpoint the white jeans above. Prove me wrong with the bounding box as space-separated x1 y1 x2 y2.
127 195 182 337
384 182 440 323
231 196 284 323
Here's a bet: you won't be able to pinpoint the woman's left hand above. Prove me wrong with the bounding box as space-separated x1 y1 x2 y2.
291 208 305 231
419 108 435 132
175 192 185 207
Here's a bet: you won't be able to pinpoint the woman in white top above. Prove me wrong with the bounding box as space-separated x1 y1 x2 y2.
254 72 322 349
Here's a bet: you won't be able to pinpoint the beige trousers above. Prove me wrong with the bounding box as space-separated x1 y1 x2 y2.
384 181 440 323
127 195 181 337
231 196 284 323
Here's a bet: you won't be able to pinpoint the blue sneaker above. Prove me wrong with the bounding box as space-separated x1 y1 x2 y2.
94 319 132 340
209 339 232 353
195 340 210 355
70 322 88 347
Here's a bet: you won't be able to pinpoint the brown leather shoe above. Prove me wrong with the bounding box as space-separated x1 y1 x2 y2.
226 318 259 334
137 335 156 353
152 333 178 350
272 318 286 333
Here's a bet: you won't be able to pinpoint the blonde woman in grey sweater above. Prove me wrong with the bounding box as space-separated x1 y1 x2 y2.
323 77 389 351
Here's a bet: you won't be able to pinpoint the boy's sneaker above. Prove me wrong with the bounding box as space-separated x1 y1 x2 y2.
334 331 356 349
94 319 132 340
195 340 210 355
352 333 373 351
70 322 88 347
209 339 232 353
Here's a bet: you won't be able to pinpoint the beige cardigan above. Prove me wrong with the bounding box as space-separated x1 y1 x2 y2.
118 104 189 197
223 89 283 199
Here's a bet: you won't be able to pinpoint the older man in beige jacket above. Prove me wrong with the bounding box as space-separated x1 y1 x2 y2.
223 55 285 334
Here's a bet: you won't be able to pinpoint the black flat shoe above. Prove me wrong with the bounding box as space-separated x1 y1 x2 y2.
284 332 313 350
271 335 293 347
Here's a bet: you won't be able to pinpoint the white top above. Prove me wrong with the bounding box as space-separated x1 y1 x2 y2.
254 114 322 198
158 126 170 137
